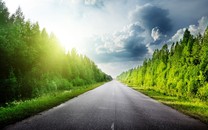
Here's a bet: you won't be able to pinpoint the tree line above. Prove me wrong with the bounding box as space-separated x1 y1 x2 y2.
117 27 208 100
0 1 112 104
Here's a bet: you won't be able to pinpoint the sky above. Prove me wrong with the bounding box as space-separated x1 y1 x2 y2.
3 0 208 78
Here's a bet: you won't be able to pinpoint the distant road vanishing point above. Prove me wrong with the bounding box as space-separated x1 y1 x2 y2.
5 80 208 130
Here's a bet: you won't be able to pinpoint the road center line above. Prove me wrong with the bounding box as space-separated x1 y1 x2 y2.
111 122 114 130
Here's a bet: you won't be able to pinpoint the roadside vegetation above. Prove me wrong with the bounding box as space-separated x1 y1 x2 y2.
117 26 208 123
131 86 208 124
0 82 105 128
0 1 112 128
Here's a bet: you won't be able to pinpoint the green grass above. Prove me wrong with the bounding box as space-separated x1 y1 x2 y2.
0 82 105 128
131 86 208 124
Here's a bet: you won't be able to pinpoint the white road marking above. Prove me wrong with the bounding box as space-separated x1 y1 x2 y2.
111 122 114 130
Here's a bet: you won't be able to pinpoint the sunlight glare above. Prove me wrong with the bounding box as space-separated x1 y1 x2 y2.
55 25 89 54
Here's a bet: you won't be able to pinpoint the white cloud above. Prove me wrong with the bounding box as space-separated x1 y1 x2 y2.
151 27 162 41
93 22 146 55
169 28 186 43
85 0 97 5
169 16 208 43
189 16 208 36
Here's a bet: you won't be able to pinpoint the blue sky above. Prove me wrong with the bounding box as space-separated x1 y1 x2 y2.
4 0 208 77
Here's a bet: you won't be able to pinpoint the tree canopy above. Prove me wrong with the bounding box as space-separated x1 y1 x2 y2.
0 1 112 104
117 27 208 100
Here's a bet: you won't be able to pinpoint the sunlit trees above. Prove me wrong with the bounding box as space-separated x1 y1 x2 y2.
118 27 208 101
0 2 112 104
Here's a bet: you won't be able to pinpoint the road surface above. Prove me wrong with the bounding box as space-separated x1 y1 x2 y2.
5 80 208 130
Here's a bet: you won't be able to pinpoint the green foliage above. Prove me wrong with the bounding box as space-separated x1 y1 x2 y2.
0 2 112 104
117 27 208 101
0 82 105 128
133 87 208 124
197 84 208 101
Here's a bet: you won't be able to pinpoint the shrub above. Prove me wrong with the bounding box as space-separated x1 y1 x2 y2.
197 83 208 101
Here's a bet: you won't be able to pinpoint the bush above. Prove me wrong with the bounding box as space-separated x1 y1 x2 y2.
0 71 18 103
187 79 197 97
197 84 208 100
176 80 184 97
55 78 72 90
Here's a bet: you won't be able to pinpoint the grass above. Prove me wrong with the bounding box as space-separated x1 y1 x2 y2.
0 82 105 128
131 86 208 124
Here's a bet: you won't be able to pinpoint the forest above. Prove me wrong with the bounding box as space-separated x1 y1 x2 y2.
0 1 111 105
117 27 208 100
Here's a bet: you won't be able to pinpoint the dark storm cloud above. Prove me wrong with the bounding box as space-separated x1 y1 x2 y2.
85 22 148 63
131 4 172 34
123 40 147 60
139 0 208 35
91 46 147 63
84 0 208 64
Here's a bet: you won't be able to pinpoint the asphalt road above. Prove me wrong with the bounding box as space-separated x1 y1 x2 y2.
5 80 208 130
